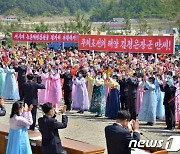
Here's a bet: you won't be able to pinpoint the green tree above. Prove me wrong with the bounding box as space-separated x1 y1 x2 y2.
137 16 148 35
35 21 49 32
98 23 109 32
124 18 131 35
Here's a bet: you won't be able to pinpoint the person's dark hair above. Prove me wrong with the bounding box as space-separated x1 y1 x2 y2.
173 75 178 81
10 101 23 118
41 102 53 114
0 62 3 68
112 75 118 80
116 110 131 121
133 73 137 77
27 74 34 80
156 74 162 80
167 71 173 76
66 65 71 69
149 76 155 83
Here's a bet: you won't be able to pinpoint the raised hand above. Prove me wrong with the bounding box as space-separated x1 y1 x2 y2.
0 97 5 105
61 105 67 114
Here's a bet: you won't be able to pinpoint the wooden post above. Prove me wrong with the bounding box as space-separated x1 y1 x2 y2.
92 50 94 60
27 41 29 49
155 53 157 64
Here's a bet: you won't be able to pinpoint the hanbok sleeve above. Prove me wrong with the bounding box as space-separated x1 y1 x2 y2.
18 111 33 127
87 75 94 82
73 78 85 85
4 67 9 73
144 81 156 91
50 74 60 80
5 68 15 74
106 78 119 89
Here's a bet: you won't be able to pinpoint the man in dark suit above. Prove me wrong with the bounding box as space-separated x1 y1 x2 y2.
105 110 140 154
14 61 27 101
38 103 68 154
160 76 176 130
60 67 73 111
23 74 45 130
127 73 139 120
118 76 128 110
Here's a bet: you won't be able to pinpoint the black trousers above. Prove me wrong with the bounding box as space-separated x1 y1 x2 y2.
165 104 175 129
120 95 128 110
127 96 137 120
18 81 25 101
30 105 37 131
64 90 72 111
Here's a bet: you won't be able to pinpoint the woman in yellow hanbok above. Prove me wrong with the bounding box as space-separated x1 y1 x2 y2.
86 71 95 104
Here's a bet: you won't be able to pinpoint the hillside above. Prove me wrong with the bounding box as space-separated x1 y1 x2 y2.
0 0 179 21
90 0 180 21
0 0 104 16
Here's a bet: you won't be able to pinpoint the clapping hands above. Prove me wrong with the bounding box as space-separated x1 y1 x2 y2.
54 105 67 114
128 119 139 131
24 103 33 112
0 97 5 105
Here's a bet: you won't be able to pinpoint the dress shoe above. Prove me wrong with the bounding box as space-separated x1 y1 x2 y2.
95 114 102 117
146 122 154 126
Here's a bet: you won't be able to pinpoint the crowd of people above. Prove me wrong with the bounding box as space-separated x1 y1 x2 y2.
0 45 179 127
0 44 179 154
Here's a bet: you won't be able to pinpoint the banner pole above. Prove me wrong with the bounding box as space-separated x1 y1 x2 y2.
62 42 64 50
92 50 95 60
26 41 28 49
155 53 157 64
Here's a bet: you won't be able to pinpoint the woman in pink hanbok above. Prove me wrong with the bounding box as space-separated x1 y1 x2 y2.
48 68 62 108
38 69 50 105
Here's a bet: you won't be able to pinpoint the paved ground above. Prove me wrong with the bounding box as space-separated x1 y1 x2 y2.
1 101 180 154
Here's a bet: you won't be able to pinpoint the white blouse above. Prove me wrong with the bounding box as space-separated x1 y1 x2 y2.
9 111 33 129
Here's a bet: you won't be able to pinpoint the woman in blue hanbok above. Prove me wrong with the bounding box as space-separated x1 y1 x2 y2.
89 71 106 117
6 101 33 154
2 65 20 100
0 63 5 97
105 75 120 119
138 77 158 125
155 75 165 119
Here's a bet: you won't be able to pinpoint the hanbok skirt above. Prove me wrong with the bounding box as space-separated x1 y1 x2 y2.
6 127 32 154
106 88 120 119
72 87 89 111
156 91 165 119
0 72 5 97
138 91 158 124
2 74 20 100
89 85 106 115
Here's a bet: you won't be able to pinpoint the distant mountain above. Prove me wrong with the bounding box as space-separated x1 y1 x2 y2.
0 0 104 16
0 0 179 21
90 0 180 21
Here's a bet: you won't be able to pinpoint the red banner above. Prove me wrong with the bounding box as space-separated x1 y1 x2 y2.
79 35 174 54
12 32 79 42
